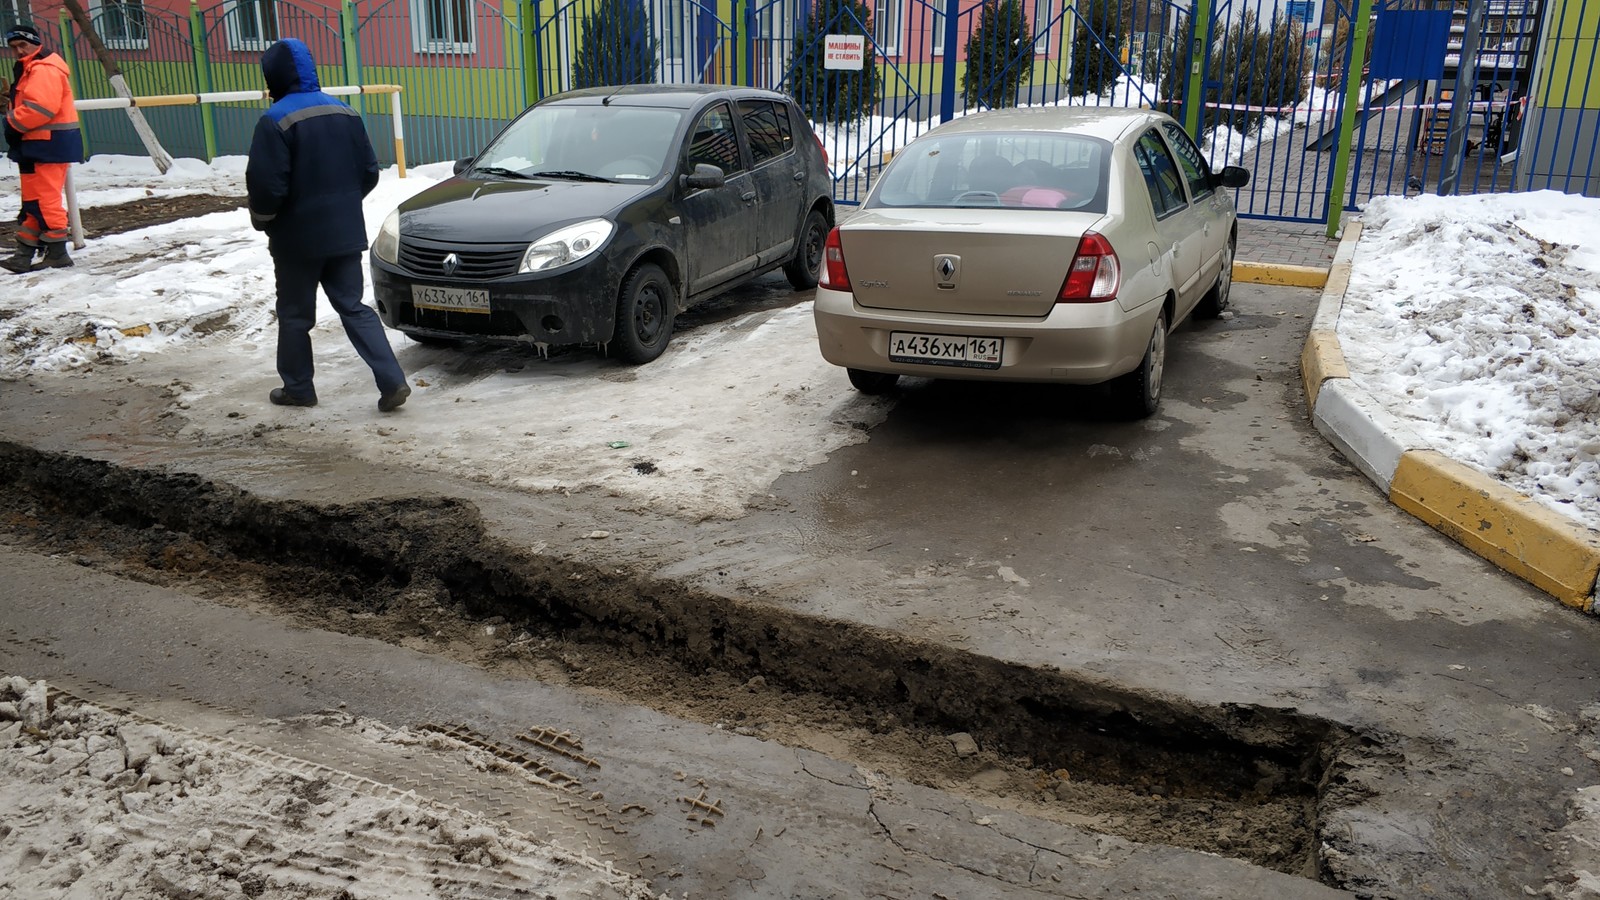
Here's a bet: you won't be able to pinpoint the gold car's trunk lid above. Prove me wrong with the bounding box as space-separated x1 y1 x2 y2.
839 209 1105 317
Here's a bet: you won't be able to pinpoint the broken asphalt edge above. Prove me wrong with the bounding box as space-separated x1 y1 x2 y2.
1295 220 1600 613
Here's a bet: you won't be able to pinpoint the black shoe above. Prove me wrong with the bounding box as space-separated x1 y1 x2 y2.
38 243 73 268
378 383 411 413
0 249 35 274
269 387 317 407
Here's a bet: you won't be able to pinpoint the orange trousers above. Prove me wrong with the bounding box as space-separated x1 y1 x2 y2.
17 162 70 246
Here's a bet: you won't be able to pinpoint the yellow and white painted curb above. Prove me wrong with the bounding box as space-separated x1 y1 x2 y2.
1299 222 1600 612
1234 261 1329 288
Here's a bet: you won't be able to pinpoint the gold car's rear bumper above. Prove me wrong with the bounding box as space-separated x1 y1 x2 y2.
812 287 1163 385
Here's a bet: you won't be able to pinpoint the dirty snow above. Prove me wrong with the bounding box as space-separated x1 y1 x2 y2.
0 676 660 900
1339 190 1600 530
0 154 890 521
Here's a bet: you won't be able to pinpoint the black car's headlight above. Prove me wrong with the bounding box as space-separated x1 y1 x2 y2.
521 219 614 274
373 209 401 264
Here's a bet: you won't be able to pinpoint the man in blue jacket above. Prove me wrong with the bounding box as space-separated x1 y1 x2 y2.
246 38 410 412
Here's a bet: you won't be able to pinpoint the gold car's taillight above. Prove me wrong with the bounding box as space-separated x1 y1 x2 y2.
1057 231 1119 303
819 226 851 291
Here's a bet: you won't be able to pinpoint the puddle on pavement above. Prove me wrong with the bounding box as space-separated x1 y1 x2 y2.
0 442 1365 885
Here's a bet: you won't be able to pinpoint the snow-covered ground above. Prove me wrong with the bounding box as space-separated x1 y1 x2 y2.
0 155 891 522
1339 190 1600 529
0 676 660 899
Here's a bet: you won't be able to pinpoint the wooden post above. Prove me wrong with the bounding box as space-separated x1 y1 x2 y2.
59 0 176 174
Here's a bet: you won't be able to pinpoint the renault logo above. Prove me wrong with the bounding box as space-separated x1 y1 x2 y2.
934 254 960 286
442 252 460 277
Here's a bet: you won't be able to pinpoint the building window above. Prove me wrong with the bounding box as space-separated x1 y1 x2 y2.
225 0 278 51
410 0 475 54
92 0 149 51
873 0 899 55
0 0 23 30
930 6 945 54
1033 0 1050 54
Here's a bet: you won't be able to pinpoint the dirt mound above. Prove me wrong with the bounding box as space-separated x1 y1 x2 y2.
0 193 245 243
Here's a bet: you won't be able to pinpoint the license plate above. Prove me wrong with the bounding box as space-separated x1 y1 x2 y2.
412 284 490 314
888 331 1003 369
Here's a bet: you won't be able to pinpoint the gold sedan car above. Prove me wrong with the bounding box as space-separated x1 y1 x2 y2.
811 107 1249 418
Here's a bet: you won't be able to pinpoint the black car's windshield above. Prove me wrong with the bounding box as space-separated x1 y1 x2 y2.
867 132 1111 214
477 105 684 183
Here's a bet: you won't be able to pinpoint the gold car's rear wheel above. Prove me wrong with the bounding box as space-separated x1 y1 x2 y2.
1196 236 1235 319
1111 309 1166 419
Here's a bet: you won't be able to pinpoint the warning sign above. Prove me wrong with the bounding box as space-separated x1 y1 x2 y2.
823 34 866 70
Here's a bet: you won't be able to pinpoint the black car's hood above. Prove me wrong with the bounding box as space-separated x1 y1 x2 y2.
399 177 656 243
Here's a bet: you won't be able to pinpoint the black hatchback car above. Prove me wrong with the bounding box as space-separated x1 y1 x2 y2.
370 84 835 363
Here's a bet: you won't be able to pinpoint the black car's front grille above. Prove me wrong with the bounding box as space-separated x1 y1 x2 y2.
409 306 529 337
397 240 525 280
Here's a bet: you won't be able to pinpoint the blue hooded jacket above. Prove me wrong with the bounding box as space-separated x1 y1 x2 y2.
245 39 379 258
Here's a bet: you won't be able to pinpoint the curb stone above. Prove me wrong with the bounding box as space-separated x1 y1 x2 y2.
1294 221 1600 612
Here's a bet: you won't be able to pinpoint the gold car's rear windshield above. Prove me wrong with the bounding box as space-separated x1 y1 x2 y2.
866 132 1111 214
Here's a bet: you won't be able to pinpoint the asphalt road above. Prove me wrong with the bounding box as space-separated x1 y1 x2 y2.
3 280 1596 898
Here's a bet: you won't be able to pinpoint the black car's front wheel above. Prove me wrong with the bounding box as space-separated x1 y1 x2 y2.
783 209 828 291
614 262 676 365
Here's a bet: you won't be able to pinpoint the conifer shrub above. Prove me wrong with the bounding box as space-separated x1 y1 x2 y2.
1066 0 1130 97
785 0 880 124
1206 9 1309 132
572 0 659 89
961 0 1035 109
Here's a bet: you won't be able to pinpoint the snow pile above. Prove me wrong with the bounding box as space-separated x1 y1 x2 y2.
1339 191 1600 527
0 676 661 899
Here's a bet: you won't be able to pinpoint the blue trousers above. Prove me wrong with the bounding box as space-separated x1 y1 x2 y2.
274 252 406 399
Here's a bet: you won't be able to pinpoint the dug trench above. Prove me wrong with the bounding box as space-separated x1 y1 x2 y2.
0 442 1376 887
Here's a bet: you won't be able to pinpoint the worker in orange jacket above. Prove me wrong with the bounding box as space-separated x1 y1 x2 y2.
3 22 84 273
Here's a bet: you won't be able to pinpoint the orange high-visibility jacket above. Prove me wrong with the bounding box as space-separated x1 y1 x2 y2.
5 49 83 164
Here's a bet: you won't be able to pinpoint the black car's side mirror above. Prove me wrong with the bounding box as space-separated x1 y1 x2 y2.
452 157 473 176
1216 165 1250 188
680 163 726 191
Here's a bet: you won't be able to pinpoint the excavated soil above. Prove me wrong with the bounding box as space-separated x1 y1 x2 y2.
0 193 246 244
0 444 1368 885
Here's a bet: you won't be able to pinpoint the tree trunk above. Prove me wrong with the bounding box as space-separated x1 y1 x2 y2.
60 0 175 175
